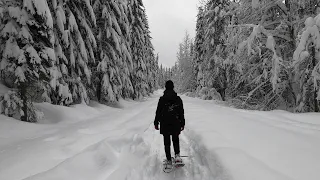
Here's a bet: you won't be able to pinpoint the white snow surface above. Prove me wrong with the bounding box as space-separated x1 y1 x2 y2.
0 90 320 180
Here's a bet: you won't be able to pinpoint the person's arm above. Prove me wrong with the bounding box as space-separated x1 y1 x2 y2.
178 97 185 128
154 97 163 127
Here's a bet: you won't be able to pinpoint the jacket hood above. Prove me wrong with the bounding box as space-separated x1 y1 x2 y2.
163 90 177 100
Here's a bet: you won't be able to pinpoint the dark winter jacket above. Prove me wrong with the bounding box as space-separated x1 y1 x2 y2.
154 90 185 135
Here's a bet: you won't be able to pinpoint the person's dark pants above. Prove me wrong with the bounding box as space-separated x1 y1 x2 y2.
163 133 180 161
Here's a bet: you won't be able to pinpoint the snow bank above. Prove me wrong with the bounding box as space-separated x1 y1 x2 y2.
34 102 115 124
185 87 222 100
182 95 320 180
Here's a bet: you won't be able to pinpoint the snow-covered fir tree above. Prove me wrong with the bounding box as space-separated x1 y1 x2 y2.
172 32 196 93
153 53 160 89
157 64 166 88
157 64 172 89
0 0 55 122
193 0 230 100
128 0 155 99
61 0 96 104
46 0 97 105
223 0 296 109
191 0 320 112
292 2 320 112
140 11 157 93
194 7 206 89
92 0 133 103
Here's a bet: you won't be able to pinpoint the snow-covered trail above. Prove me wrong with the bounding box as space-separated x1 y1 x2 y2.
1 91 320 180
0 91 230 180
108 119 230 180
8 93 229 180
0 94 157 180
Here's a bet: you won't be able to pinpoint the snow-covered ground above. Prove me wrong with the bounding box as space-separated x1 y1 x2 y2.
0 90 320 180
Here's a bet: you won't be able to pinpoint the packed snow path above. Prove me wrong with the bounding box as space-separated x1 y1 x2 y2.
0 90 320 180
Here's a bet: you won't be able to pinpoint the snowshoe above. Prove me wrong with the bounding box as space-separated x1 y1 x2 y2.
163 157 185 173
163 159 174 173
174 155 185 168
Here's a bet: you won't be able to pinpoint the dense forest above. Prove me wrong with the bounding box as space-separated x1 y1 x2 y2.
0 0 158 122
1 0 320 123
167 0 320 113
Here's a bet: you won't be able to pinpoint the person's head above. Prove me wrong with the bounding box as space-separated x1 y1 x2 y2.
165 80 174 90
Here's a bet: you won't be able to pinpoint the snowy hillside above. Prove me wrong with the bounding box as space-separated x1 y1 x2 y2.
0 90 319 180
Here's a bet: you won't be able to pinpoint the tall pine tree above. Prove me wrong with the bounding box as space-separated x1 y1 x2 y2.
0 0 55 121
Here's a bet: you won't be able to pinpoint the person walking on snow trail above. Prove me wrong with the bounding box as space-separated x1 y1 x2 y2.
154 80 185 169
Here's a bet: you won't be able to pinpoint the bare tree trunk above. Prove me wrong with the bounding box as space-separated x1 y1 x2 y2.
20 83 28 122
312 46 319 112
96 73 102 102
218 67 227 101
285 0 299 109
314 87 319 112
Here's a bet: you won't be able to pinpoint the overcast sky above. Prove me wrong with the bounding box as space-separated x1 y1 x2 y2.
143 0 199 67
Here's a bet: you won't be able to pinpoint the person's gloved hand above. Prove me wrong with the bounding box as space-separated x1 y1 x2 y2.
155 125 159 130
181 126 184 131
